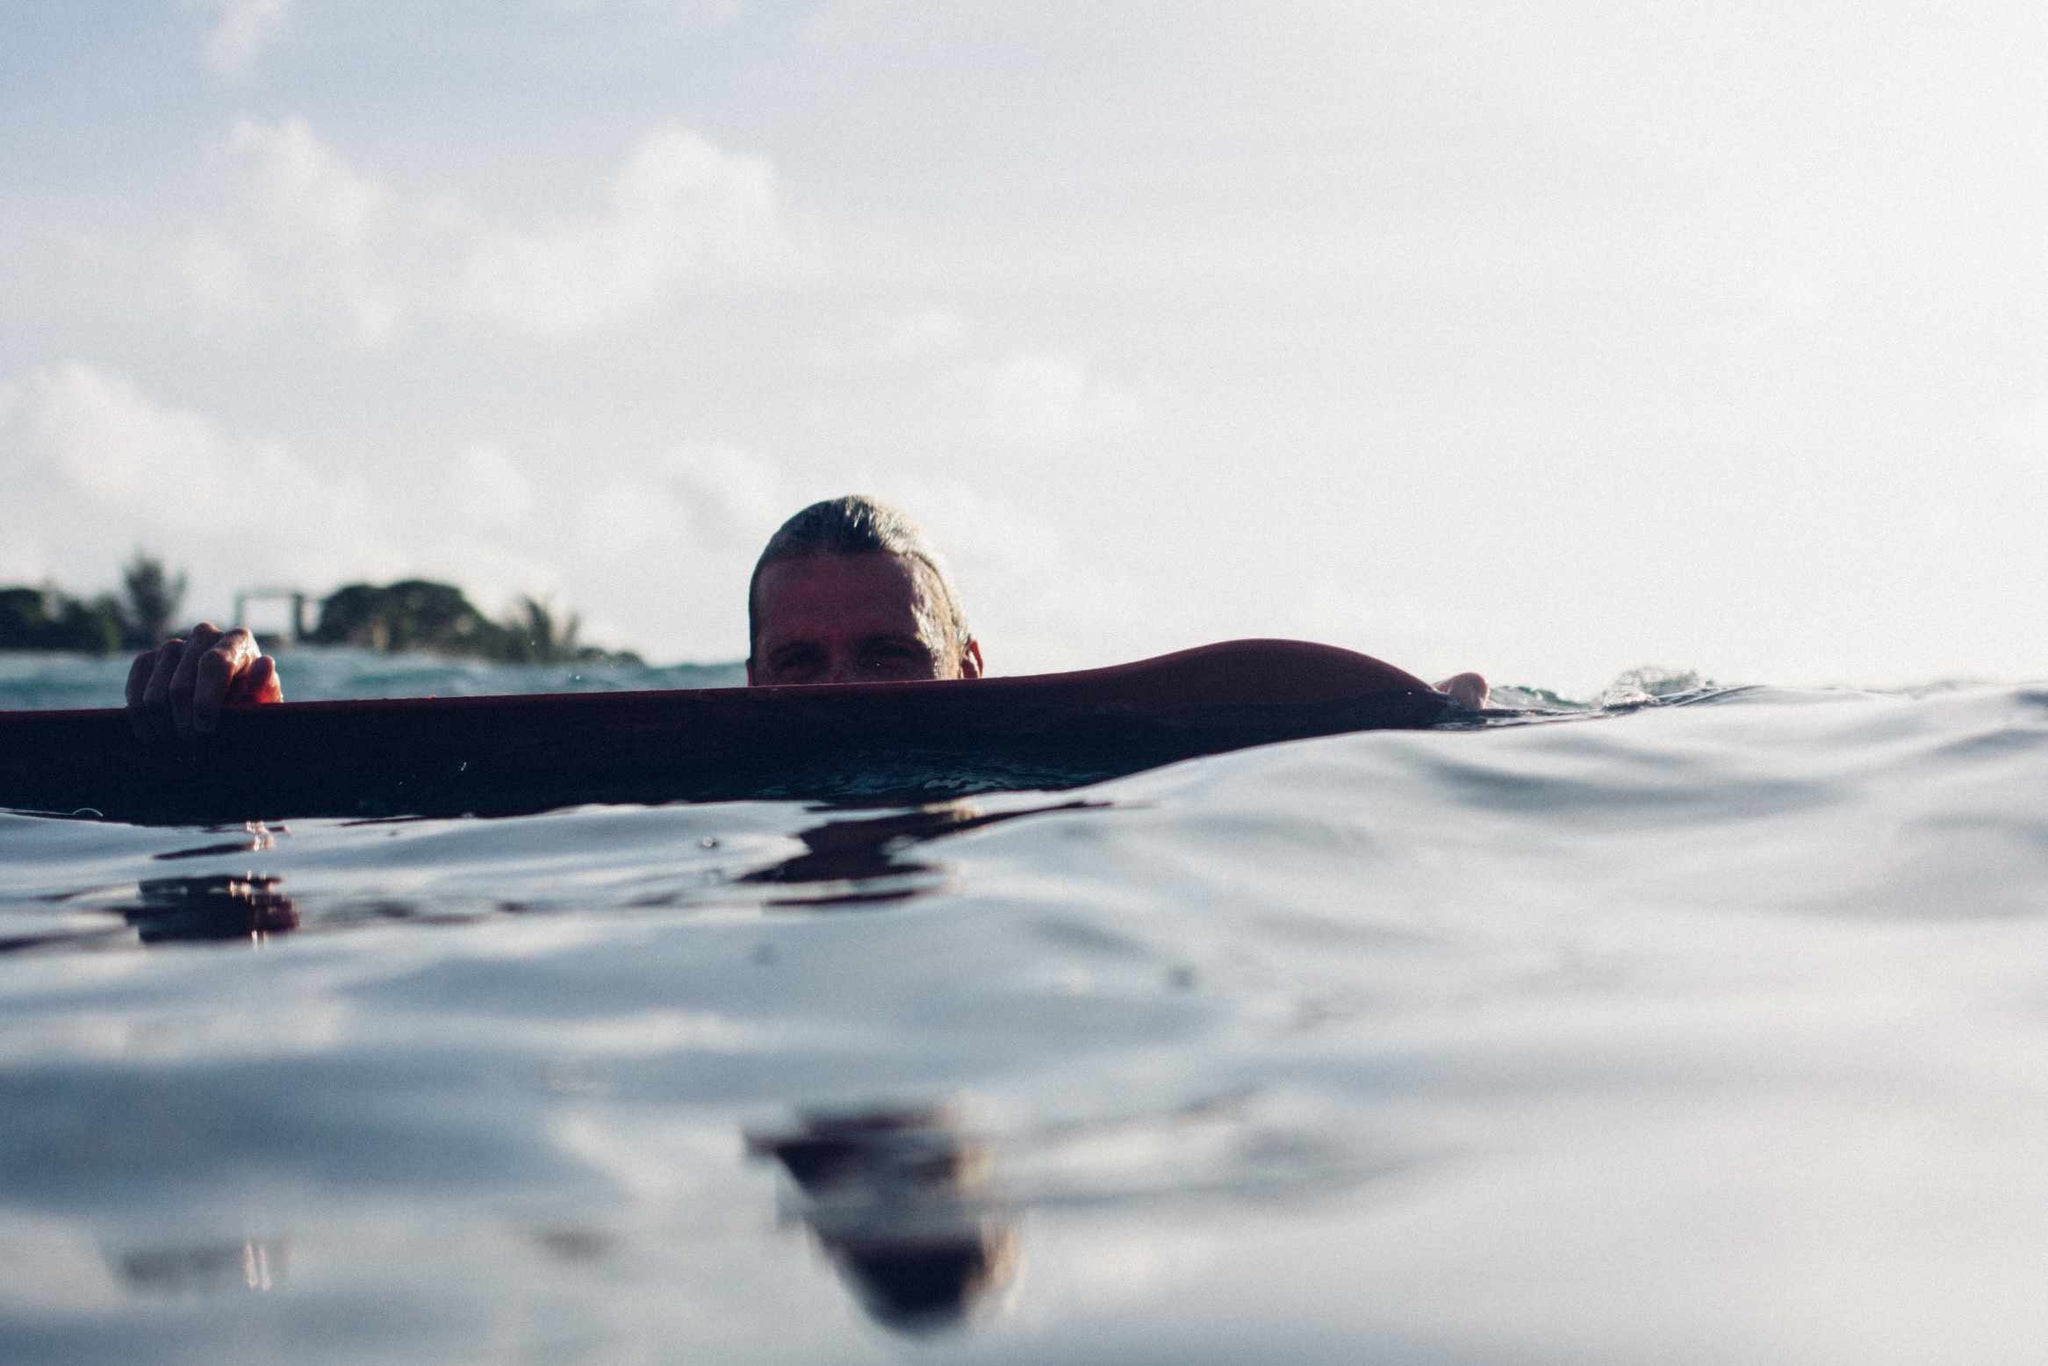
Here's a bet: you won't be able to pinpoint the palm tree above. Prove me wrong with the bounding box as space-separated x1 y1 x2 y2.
501 596 583 663
119 552 186 648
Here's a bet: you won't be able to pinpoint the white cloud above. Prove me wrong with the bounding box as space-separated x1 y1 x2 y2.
875 307 967 363
457 127 800 335
978 352 1090 447
5 363 226 500
574 479 680 565
189 118 806 343
0 363 379 604
0 362 367 526
948 350 1148 451
176 231 263 323
574 442 785 564
213 116 403 342
808 306 968 369
1987 398 2048 464
447 444 537 531
0 361 787 658
556 442 793 656
233 117 385 246
547 0 747 28
0 364 574 630
200 0 290 75
660 443 786 546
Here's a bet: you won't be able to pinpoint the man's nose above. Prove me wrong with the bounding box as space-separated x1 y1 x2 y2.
820 653 861 685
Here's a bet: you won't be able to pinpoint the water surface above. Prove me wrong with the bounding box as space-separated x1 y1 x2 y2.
3 654 2045 1363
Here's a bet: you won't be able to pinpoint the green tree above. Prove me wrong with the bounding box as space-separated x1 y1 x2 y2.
497 596 583 664
305 578 636 664
0 584 122 653
0 588 50 649
310 580 496 653
118 552 187 648
58 596 123 654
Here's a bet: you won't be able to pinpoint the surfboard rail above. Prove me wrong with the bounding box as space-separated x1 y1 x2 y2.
0 639 1449 823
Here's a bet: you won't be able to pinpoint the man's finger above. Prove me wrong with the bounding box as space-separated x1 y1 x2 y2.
189 645 234 736
225 653 283 706
255 655 282 703
124 651 157 740
190 629 259 734
141 639 185 742
167 624 227 740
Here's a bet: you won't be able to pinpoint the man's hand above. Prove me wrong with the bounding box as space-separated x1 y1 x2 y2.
1434 672 1488 709
126 624 284 741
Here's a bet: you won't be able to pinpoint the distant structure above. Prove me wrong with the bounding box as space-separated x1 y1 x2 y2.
231 588 311 646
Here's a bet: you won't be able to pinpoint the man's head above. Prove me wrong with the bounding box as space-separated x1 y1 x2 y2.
746 496 984 686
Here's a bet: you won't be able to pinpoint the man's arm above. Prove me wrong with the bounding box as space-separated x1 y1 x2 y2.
126 623 283 741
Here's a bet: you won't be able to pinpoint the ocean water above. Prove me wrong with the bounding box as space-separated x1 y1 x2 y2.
3 651 2047 1364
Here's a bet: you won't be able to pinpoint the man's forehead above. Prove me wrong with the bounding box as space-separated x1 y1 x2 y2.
753 551 946 633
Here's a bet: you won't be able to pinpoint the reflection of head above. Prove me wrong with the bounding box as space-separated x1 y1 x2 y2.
740 800 1105 909
740 802 981 904
835 1228 1020 1335
113 1237 288 1293
786 802 986 864
124 875 298 944
748 1106 1018 1336
746 496 972 661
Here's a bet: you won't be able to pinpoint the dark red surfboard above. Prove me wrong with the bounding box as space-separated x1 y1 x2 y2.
0 639 1449 824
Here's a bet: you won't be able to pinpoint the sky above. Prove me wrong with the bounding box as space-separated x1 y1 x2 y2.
2 1 2043 693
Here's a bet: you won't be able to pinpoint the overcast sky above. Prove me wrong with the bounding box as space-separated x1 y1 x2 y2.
2 1 2041 692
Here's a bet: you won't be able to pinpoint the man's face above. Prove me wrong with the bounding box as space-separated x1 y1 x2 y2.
748 551 984 686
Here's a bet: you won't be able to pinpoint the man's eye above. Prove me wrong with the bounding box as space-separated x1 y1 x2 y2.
859 641 932 676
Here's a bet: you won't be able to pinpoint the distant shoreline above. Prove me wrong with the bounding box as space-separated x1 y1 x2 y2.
0 561 640 667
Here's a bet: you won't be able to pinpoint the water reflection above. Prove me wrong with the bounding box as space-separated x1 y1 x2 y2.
152 821 281 862
18 799 1109 957
747 1106 1019 1335
117 874 299 944
742 799 1105 908
113 1237 289 1295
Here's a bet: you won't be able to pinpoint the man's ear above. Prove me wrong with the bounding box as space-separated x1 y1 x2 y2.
959 638 984 680
745 657 758 686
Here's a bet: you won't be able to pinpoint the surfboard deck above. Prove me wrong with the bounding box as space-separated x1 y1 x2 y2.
0 639 1449 824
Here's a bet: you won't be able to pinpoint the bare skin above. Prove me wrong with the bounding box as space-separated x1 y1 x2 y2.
1435 671 1489 709
125 548 1484 731
125 623 282 741
748 551 983 686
